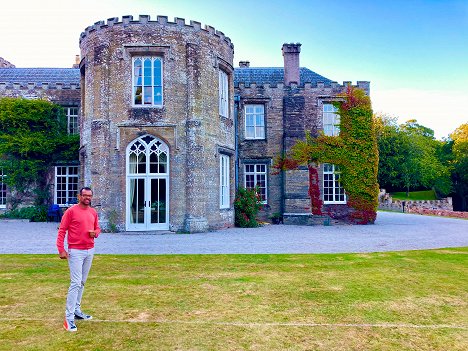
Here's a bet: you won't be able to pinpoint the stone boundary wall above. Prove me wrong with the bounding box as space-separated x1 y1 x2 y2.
405 207 468 219
378 189 453 212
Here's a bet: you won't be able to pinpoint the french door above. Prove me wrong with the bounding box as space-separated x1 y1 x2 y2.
126 135 169 231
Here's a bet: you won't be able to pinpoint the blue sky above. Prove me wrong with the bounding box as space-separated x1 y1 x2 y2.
1 0 467 139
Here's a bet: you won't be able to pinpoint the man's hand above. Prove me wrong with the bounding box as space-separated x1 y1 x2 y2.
59 251 68 259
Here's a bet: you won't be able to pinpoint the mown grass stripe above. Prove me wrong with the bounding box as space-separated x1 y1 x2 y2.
1 318 466 330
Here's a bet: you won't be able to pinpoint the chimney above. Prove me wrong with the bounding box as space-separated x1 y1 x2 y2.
72 55 80 68
239 61 250 68
282 43 301 85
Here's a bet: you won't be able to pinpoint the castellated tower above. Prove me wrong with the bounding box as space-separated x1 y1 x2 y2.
79 15 235 232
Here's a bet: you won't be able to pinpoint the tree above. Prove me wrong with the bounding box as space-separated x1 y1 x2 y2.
449 123 468 210
0 97 79 207
376 117 452 197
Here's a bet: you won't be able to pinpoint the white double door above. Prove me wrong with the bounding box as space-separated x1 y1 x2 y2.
127 176 168 231
126 135 169 231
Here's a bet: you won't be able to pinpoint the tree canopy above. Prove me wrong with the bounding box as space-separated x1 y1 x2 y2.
375 116 452 197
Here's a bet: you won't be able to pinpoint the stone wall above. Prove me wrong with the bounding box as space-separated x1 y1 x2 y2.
79 15 235 232
378 189 453 212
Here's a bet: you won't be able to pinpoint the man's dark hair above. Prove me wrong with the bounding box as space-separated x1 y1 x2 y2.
79 187 93 195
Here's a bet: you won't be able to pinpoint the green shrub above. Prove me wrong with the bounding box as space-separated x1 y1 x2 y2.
234 187 263 228
1 205 48 222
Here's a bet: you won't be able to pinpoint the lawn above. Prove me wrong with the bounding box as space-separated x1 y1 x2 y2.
0 249 467 350
391 190 437 201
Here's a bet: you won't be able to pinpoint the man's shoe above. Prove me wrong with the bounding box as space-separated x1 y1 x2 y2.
74 311 93 320
63 318 77 332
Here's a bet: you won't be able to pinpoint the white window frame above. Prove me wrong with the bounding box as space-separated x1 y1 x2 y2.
0 168 6 209
65 107 79 135
54 166 79 206
244 164 267 203
323 163 346 204
323 103 340 136
244 104 265 139
220 154 230 209
219 70 229 117
132 56 163 107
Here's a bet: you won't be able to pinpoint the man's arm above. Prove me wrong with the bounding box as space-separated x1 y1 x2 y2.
56 209 71 258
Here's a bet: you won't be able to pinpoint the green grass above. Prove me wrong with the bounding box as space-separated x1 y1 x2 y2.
1 250 467 350
391 190 437 201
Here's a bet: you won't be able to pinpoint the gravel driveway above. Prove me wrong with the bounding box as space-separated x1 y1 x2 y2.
0 211 467 254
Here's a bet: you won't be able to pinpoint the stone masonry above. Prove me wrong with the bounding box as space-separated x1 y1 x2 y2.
79 15 235 232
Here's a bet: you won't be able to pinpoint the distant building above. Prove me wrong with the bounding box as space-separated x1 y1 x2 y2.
0 15 370 231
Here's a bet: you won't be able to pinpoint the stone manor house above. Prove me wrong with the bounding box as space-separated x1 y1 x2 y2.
0 15 370 232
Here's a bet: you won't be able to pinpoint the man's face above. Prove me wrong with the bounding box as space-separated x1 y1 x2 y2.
79 190 93 206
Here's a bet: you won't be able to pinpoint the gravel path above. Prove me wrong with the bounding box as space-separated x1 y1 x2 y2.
0 211 467 254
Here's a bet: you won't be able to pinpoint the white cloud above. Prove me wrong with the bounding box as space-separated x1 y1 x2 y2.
372 88 468 139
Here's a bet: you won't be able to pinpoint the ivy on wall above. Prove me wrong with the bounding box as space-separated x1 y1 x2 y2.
274 86 379 224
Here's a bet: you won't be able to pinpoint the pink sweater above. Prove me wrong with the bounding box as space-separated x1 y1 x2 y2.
56 204 101 253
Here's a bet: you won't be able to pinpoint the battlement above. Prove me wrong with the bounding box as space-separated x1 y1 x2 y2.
79 15 234 49
0 82 79 90
234 80 370 92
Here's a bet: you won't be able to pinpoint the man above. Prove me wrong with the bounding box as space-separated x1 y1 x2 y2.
56 187 101 332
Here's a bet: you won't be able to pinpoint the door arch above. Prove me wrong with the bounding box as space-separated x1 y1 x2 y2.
126 134 169 231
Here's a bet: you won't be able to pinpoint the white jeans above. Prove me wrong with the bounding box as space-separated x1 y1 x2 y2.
65 248 95 320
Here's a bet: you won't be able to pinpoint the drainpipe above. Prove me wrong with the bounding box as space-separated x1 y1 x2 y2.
234 94 240 190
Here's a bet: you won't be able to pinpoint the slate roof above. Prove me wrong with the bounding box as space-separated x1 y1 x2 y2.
0 68 80 85
234 67 335 86
0 67 334 87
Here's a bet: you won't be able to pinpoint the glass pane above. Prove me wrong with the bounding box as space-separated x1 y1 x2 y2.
255 126 264 138
154 87 162 105
137 153 146 174
133 59 142 85
150 178 166 224
134 86 142 105
158 153 167 173
245 174 255 188
149 152 158 174
144 87 152 104
256 114 264 126
144 59 152 77
130 178 145 224
246 126 254 138
153 59 162 85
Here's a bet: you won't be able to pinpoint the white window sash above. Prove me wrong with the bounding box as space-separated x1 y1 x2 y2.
323 163 346 204
219 70 228 117
132 57 163 107
220 155 230 208
244 164 267 203
244 105 265 139
323 103 340 136
55 166 79 206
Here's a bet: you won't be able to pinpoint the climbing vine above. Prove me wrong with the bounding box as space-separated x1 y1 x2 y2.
273 86 379 224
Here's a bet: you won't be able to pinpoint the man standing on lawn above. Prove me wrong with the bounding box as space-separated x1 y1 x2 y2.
56 187 101 332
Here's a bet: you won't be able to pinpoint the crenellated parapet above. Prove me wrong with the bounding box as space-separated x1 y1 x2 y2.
79 14 234 50
235 80 370 95
0 81 79 90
